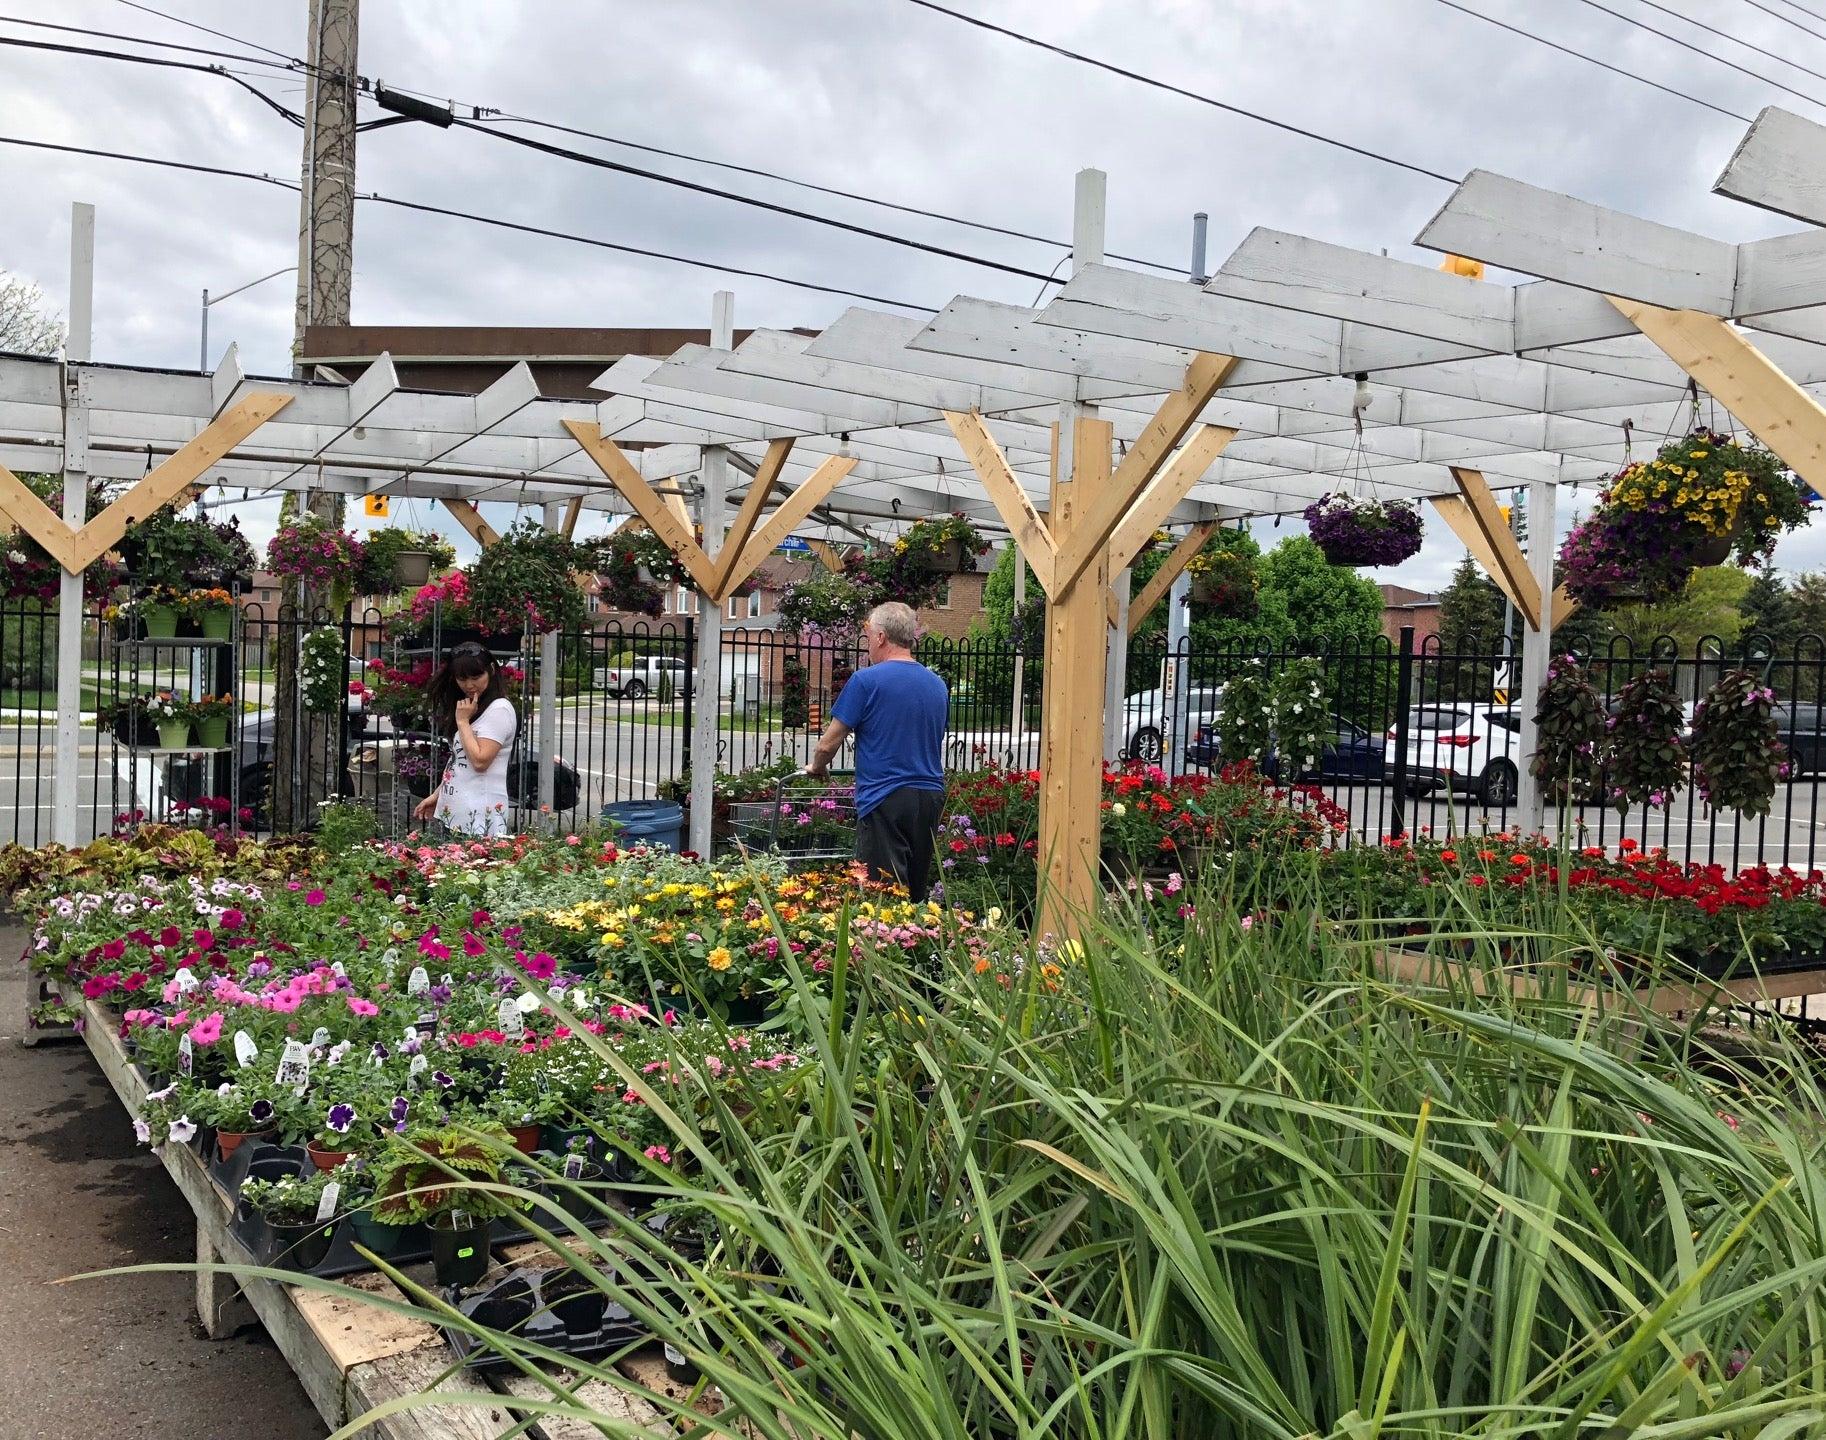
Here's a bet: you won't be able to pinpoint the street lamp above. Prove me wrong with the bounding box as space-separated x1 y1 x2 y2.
200 267 296 371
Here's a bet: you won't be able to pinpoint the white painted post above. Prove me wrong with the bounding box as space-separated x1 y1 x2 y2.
1008 543 1027 757
688 291 733 856
1104 569 1130 762
1054 170 1106 488
53 202 95 848
1516 477 1557 833
537 500 561 822
1165 568 1192 777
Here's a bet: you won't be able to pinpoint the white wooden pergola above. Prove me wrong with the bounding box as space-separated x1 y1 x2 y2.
9 105 1826 936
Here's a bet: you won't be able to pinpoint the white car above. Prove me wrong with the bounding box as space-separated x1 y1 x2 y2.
596 656 692 701
1120 684 1227 764
1384 703 1523 806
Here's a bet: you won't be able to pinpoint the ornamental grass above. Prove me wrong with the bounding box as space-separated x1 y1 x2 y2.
71 838 1826 1439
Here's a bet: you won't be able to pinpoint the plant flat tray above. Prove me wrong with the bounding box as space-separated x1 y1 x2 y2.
65 989 685 1437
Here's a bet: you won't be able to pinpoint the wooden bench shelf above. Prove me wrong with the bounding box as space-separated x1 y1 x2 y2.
65 987 702 1438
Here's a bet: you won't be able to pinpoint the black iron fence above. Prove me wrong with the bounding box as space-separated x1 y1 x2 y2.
4 593 1824 875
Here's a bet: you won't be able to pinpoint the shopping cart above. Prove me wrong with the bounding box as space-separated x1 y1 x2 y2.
727 773 857 865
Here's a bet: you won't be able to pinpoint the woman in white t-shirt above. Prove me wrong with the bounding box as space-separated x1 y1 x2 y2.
413 642 518 836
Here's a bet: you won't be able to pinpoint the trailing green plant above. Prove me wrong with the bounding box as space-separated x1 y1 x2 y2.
467 520 592 634
117 508 254 592
1270 656 1327 777
315 800 378 853
780 652 809 728
895 512 991 569
1691 666 1788 817
1529 652 1604 806
1213 659 1271 766
299 626 346 714
240 1170 336 1225
1601 667 1687 812
776 568 868 633
357 526 455 595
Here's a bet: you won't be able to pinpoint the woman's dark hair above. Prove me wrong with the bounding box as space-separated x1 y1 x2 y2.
427 642 509 735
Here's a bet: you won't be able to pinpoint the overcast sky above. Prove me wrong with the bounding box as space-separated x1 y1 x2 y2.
4 0 1826 583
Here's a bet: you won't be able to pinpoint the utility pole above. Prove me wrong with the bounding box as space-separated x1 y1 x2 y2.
274 0 359 832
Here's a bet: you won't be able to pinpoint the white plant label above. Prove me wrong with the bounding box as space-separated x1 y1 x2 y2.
309 1027 332 1050
177 1033 194 1076
563 1154 585 1180
173 966 200 993
275 1038 312 1092
407 965 430 996
331 961 347 978
498 998 525 1039
233 1030 259 1068
315 1181 341 1223
664 1343 687 1367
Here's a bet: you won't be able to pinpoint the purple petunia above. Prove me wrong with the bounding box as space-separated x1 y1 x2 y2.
326 1103 355 1134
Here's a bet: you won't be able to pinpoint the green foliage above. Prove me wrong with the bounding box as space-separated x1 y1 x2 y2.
357 526 455 595
1260 536 1383 649
369 1125 516 1226
316 801 378 853
1607 564 1752 655
239 1170 335 1225
299 626 346 714
1529 654 1605 806
1691 668 1787 817
469 519 592 633
1602 668 1688 813
1271 657 1328 775
780 653 809 728
1214 660 1271 765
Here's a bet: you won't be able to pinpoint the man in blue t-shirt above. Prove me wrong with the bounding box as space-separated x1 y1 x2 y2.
805 601 948 900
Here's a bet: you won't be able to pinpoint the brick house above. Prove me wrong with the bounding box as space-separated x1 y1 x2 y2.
1379 583 1441 647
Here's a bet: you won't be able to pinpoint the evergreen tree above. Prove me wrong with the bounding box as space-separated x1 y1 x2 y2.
1741 570 1796 651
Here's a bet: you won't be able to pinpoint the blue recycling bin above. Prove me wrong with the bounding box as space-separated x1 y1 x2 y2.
600 799 684 852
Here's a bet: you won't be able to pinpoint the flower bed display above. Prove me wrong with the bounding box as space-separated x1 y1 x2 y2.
1560 429 1812 607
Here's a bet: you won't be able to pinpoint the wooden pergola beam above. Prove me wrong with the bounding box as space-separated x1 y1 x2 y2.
1107 425 1237 574
560 497 582 540
564 419 719 593
942 410 1057 598
1447 468 1541 632
441 498 501 549
1432 494 1579 629
723 454 858 599
1125 522 1218 636
1611 297 1826 501
711 437 794 597
0 393 292 573
1053 352 1238 594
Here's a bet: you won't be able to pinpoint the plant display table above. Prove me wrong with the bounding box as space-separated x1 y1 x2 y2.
64 987 704 1438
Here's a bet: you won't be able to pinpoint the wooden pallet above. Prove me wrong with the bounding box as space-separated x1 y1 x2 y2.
1374 947 1826 1016
69 992 708 1438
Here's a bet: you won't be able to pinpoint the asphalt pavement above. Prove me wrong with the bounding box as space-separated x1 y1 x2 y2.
0 938 322 1439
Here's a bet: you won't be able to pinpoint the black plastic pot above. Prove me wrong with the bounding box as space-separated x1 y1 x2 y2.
470 1276 536 1331
428 1214 492 1289
544 1270 607 1335
268 1217 337 1271
663 1342 700 1385
109 710 162 747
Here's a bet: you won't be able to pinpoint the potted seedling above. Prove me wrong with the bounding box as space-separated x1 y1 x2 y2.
188 693 236 749
241 1170 339 1271
369 1125 520 1289
330 1158 403 1258
198 1083 288 1163
538 1134 607 1222
306 1098 362 1173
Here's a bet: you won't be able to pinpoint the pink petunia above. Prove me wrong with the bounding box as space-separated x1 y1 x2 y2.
346 996 379 1017
520 951 556 980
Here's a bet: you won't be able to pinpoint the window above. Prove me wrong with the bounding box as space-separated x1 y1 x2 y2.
675 588 698 615
935 578 952 609
1485 712 1521 734
747 591 762 618
726 596 743 620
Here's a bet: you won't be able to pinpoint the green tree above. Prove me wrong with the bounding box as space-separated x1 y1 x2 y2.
1607 565 1752 657
1742 570 1797 651
1436 558 1509 651
1258 537 1382 651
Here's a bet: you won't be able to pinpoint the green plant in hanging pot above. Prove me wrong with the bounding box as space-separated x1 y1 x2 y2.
1214 660 1272 767
589 531 669 616
777 569 869 636
468 519 590 636
1184 541 1260 619
895 512 991 573
1690 667 1789 818
1529 654 1605 807
300 625 347 714
120 509 255 593
358 526 455 595
1600 668 1688 813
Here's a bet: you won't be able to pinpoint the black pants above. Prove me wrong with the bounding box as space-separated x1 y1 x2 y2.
856 786 944 901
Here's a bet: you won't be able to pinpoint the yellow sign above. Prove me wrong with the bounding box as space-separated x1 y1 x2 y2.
362 495 389 518
1439 254 1485 280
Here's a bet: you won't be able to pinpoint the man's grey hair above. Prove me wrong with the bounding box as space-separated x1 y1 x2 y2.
867 601 919 648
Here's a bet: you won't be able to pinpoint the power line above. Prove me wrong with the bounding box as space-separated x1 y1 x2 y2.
0 133 943 313
1734 0 1826 44
1431 0 1753 120
110 0 296 64
896 0 1463 185
1571 0 1826 109
0 13 298 70
0 34 304 126
448 119 1063 285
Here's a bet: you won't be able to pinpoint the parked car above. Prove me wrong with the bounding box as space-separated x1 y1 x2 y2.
1776 703 1825 777
1187 714 1386 781
1384 703 1522 806
1120 683 1227 764
596 656 692 701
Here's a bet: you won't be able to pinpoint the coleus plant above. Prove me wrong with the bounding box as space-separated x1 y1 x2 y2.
1529 654 1605 807
1602 669 1687 813
1690 668 1789 818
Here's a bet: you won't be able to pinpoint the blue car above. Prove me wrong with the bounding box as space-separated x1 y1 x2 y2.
1189 714 1386 782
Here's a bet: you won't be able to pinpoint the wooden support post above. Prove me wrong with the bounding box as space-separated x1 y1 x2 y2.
1038 415 1115 937
1612 297 1826 500
1106 426 1236 574
1447 468 1541 632
559 496 582 539
942 410 1057 597
711 437 793 596
1126 522 1217 636
721 455 858 598
1432 496 1578 627
564 420 719 593
441 497 501 549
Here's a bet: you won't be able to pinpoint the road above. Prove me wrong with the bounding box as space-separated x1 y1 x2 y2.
4 713 1825 870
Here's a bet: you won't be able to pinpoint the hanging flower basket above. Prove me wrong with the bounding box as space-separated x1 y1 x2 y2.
1561 430 1812 609
1302 494 1423 567
1185 548 1260 619
897 514 990 574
